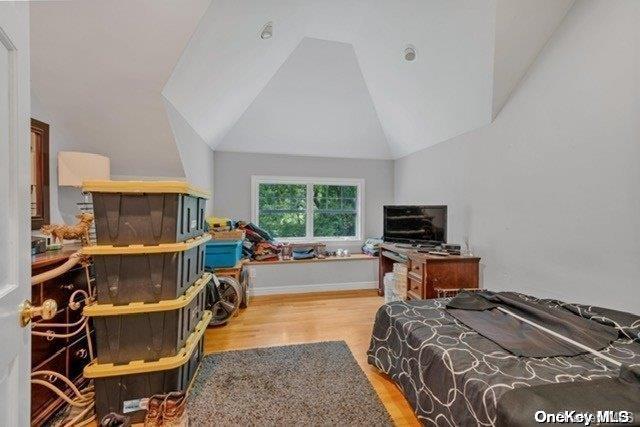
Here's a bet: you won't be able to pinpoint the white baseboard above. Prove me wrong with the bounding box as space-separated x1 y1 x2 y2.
249 281 377 296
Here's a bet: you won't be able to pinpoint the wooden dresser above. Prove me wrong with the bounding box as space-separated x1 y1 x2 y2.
379 243 480 299
31 246 95 426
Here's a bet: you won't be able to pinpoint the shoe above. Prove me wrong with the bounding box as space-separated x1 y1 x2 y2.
100 412 131 427
161 391 188 427
144 394 167 427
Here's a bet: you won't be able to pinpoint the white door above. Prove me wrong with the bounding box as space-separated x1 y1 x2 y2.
0 3 32 426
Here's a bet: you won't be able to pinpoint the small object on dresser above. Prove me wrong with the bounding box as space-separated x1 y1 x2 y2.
40 212 94 246
31 236 47 255
428 250 450 256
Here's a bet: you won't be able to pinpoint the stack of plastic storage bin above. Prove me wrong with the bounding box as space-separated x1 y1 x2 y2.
80 181 212 423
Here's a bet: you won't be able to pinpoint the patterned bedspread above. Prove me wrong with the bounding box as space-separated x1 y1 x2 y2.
367 295 640 426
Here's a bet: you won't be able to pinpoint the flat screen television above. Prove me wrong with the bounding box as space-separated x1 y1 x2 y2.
383 205 447 245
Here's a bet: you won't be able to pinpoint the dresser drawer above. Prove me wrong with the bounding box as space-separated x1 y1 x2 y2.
408 257 424 277
408 278 423 298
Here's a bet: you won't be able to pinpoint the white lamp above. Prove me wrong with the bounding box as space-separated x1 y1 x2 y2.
58 152 110 242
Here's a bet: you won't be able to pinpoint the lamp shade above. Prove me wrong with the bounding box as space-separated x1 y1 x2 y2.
58 151 110 187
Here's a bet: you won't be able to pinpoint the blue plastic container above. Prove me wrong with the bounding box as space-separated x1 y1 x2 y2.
204 240 242 269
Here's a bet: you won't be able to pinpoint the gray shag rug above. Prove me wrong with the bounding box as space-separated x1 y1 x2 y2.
187 341 392 426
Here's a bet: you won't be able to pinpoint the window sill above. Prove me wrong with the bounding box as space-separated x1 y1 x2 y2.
274 238 363 244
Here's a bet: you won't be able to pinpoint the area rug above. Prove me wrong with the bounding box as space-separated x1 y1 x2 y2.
187 341 392 425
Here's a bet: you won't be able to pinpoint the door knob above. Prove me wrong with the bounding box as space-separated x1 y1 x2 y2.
19 299 57 327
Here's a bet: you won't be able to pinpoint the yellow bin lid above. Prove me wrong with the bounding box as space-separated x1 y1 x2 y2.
82 233 211 256
82 180 210 199
83 310 211 378
83 272 212 317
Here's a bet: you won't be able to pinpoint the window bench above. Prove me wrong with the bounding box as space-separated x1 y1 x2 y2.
245 254 378 296
245 253 375 265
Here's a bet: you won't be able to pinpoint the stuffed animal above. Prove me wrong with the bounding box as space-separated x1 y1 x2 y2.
41 212 94 246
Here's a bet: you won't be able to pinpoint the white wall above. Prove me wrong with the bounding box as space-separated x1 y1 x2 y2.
395 0 640 313
213 151 394 251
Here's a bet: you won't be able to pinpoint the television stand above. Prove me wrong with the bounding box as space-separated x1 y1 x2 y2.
378 242 480 299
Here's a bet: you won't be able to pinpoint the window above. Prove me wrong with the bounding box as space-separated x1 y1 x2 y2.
252 176 364 241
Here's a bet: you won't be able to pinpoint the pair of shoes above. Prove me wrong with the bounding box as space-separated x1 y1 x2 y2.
163 392 188 427
143 391 188 427
100 412 131 427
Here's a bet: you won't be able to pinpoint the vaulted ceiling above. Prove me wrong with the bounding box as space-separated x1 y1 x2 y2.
31 0 574 171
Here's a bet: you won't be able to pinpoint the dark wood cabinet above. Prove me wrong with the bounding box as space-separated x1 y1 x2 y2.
31 245 95 426
379 243 480 299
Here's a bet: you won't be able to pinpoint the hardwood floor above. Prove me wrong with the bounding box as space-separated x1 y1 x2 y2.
204 289 420 426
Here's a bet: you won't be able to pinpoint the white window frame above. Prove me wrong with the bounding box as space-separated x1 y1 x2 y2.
251 175 365 243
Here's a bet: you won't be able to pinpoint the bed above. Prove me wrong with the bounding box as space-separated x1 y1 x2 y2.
367 293 640 426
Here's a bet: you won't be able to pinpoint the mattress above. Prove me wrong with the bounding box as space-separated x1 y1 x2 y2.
367 294 640 426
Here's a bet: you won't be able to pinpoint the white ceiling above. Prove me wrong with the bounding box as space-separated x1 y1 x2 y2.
217 37 391 159
30 0 211 176
164 0 496 159
31 0 575 167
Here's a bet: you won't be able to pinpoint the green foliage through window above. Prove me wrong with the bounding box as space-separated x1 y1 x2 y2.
258 183 306 238
313 185 357 237
256 181 359 239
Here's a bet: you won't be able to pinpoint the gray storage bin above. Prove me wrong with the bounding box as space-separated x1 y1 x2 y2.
84 234 210 305
86 311 210 424
94 337 203 423
84 180 209 246
87 274 210 364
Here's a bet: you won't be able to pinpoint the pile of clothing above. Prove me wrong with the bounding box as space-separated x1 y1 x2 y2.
236 222 282 261
361 238 383 256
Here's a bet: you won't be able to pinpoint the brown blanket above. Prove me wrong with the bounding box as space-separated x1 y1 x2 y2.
446 291 619 357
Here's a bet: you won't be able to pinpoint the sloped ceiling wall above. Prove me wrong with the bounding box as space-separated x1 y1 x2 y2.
30 0 211 176
492 0 575 117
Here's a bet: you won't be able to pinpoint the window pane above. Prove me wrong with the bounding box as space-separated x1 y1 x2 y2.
259 183 306 210
313 184 357 237
258 212 306 238
313 212 357 237
258 183 307 238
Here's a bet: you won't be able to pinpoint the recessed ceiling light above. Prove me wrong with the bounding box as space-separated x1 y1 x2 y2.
260 22 273 40
404 45 416 62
